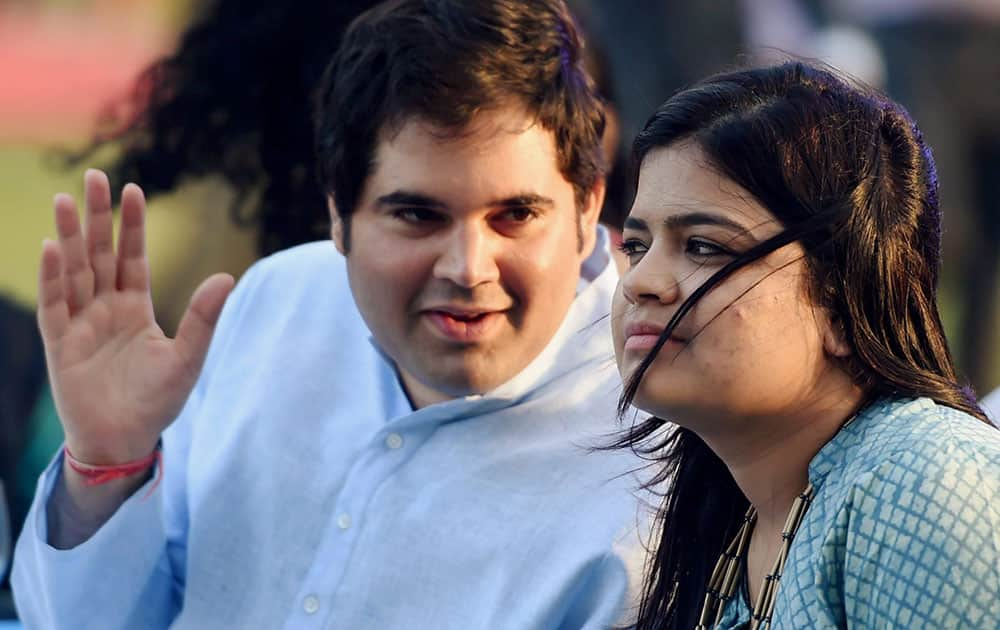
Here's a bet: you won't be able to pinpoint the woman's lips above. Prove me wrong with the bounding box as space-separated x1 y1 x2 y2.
622 321 686 352
623 334 685 351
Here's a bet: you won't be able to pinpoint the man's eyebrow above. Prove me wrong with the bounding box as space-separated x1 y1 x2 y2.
373 191 555 210
491 194 556 210
375 191 446 208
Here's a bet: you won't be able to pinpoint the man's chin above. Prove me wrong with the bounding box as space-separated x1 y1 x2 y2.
423 372 507 397
404 361 516 400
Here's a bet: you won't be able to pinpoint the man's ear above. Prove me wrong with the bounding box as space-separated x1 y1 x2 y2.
579 177 606 257
328 196 346 255
822 312 852 359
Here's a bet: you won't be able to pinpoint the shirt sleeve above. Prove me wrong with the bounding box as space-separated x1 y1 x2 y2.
840 443 1000 628
10 260 264 630
11 452 181 630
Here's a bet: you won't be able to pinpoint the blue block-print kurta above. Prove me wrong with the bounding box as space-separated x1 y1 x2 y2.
715 397 1000 629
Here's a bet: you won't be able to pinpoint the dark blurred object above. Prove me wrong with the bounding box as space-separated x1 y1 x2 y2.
572 0 742 149
0 295 46 615
1 481 11 619
575 10 629 232
0 296 45 521
68 0 383 257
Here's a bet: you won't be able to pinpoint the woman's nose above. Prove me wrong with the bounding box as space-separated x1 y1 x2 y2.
620 253 680 305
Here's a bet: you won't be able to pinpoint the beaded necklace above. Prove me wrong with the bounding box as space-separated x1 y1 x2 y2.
695 484 815 629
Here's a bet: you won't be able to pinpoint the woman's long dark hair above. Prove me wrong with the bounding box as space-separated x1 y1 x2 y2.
615 61 991 630
65 0 379 256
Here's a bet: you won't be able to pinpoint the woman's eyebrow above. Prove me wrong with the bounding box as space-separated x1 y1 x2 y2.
623 216 649 232
623 212 753 236
663 211 751 234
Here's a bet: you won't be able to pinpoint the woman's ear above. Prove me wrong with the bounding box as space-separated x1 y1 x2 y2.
823 312 852 358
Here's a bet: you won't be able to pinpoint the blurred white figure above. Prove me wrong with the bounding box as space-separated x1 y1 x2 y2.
984 388 1000 427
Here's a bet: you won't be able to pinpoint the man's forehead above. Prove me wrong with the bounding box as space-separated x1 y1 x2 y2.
356 115 573 214
377 106 548 154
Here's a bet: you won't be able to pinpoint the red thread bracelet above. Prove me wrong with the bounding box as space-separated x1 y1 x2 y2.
64 445 163 498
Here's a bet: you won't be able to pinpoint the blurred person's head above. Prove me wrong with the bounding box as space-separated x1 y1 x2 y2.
72 0 381 255
313 0 607 407
610 61 988 630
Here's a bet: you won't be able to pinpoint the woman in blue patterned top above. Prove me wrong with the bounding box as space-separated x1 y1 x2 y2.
611 61 1000 629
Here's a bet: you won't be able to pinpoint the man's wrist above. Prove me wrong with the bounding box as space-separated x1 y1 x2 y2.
64 444 161 486
48 457 156 549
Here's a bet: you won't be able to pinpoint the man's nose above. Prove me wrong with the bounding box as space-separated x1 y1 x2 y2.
432 223 500 288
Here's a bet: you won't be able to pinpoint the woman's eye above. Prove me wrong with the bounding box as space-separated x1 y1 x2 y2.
686 238 730 258
618 238 648 264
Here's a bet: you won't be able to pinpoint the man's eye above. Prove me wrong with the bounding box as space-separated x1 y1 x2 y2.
394 208 444 224
498 207 538 223
686 238 730 258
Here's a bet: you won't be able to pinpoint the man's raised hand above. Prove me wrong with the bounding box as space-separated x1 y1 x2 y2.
38 169 234 467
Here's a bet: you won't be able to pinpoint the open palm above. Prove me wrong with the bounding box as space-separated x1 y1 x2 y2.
38 170 233 465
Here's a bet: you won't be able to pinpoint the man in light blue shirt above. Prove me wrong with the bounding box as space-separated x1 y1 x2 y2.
12 1 647 628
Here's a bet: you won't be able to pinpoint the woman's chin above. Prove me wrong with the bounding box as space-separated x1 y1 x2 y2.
631 387 686 421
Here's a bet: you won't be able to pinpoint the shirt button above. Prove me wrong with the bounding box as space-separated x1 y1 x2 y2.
303 594 320 614
385 433 404 449
337 513 352 530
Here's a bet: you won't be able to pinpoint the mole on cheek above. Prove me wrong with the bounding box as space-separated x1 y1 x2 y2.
730 303 753 323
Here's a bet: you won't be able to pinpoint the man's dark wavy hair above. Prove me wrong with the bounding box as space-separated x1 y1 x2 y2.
313 0 606 250
610 61 991 630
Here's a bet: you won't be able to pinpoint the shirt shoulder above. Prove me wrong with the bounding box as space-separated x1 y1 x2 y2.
196 240 370 384
244 241 348 292
850 400 1000 490
832 401 1000 627
223 241 360 329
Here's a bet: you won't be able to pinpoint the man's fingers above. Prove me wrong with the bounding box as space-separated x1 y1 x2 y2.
173 274 235 378
116 183 150 292
37 239 70 342
84 169 116 295
54 192 95 314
